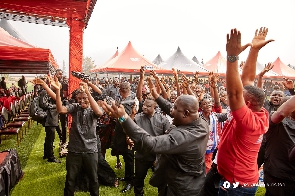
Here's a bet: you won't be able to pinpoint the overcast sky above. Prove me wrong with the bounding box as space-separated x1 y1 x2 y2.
8 0 295 75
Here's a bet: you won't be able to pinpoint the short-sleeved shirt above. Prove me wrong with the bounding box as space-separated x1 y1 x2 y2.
66 103 99 153
217 105 269 185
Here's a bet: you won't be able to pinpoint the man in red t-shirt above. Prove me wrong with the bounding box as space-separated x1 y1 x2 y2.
217 27 273 196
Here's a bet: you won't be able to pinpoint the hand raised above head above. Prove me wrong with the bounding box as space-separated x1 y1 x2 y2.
79 82 89 93
194 71 199 78
50 79 61 90
226 28 252 56
210 73 219 84
208 71 213 80
240 61 245 70
150 70 158 79
32 78 45 85
147 77 155 90
251 27 275 50
140 66 145 77
181 74 189 88
172 68 178 78
101 101 126 119
258 62 274 77
282 77 294 90
263 63 274 72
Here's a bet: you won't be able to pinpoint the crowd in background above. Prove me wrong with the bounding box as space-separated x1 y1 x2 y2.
1 27 295 196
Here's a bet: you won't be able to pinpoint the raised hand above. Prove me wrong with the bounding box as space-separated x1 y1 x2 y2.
101 101 126 119
208 72 213 82
251 27 274 50
50 77 62 90
172 68 178 79
240 61 245 70
263 63 274 72
181 74 189 88
282 77 294 90
140 66 145 78
79 82 89 93
226 29 252 56
210 73 219 88
147 77 156 91
258 63 274 77
150 70 159 79
194 71 199 79
32 77 46 85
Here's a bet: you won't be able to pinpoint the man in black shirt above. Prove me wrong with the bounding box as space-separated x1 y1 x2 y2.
133 96 170 196
0 77 7 90
54 80 103 196
34 77 61 163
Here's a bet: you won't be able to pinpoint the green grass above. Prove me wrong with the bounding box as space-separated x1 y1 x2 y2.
3 121 157 196
0 121 265 196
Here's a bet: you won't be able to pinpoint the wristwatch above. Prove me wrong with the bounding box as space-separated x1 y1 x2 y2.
118 114 128 123
227 55 239 63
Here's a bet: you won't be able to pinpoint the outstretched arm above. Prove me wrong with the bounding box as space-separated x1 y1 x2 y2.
32 77 56 100
282 77 295 95
50 79 68 113
210 72 221 108
161 79 171 99
151 70 167 98
147 77 160 100
257 63 274 88
242 27 274 86
172 68 181 97
84 80 102 95
226 28 251 111
136 66 145 102
271 96 295 124
193 71 199 85
182 74 195 96
82 82 103 116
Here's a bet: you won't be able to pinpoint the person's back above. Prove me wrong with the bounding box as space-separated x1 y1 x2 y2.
150 118 208 195
218 102 268 185
217 27 273 195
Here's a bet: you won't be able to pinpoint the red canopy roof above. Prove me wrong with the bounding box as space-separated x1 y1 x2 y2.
91 41 161 74
0 0 96 27
272 57 295 77
0 27 58 74
97 48 119 69
203 51 227 73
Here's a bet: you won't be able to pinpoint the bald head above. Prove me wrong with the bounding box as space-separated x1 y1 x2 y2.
172 95 199 126
177 95 199 113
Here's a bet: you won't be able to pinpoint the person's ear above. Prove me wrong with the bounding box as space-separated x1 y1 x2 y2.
246 101 251 107
183 110 190 117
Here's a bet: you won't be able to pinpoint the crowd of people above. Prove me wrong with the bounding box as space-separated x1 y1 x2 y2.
2 27 294 196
